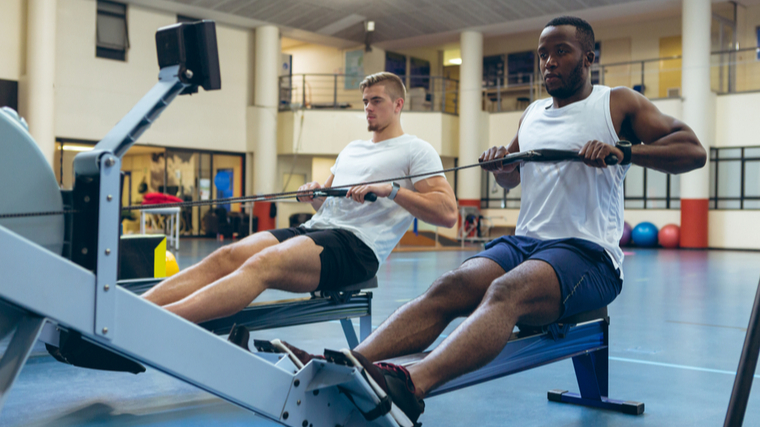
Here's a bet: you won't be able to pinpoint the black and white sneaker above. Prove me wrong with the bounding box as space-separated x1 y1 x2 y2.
325 349 424 427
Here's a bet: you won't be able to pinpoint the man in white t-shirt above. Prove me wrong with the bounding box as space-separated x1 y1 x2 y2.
142 72 457 325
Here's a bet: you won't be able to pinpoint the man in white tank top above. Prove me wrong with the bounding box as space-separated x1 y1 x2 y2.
317 16 708 423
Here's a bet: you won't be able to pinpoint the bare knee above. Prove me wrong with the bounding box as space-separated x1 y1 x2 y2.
422 269 483 318
239 246 287 288
209 240 258 271
482 277 518 309
482 274 560 326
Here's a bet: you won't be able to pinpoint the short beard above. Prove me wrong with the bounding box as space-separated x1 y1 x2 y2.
368 122 388 133
545 59 585 99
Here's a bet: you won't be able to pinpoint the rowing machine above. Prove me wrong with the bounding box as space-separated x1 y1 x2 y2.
0 20 403 427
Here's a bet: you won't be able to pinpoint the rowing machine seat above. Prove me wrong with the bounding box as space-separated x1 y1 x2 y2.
311 276 378 302
559 306 608 325
516 306 609 338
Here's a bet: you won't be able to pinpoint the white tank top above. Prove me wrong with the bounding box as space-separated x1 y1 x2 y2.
516 85 628 277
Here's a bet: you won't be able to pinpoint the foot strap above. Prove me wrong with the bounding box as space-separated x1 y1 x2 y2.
338 387 393 421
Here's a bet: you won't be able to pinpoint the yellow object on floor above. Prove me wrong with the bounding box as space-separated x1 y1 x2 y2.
166 250 180 277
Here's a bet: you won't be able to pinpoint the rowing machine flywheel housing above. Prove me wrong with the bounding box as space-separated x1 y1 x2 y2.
0 107 65 255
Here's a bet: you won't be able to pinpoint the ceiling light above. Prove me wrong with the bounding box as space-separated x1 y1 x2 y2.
366 21 375 32
449 58 462 65
61 145 94 152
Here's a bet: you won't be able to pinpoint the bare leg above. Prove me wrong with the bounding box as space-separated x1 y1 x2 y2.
355 258 505 362
163 236 323 323
408 260 562 398
142 231 279 306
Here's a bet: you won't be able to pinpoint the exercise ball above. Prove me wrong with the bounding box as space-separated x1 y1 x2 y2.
166 251 180 277
658 224 680 249
620 222 632 246
632 222 658 247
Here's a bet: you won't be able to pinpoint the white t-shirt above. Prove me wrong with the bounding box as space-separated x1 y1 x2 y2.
303 134 444 264
516 85 629 278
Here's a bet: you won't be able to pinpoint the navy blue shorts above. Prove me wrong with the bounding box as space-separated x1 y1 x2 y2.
468 235 622 321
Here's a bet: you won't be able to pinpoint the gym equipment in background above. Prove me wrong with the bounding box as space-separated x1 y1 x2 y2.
658 224 680 249
620 221 632 246
632 222 659 247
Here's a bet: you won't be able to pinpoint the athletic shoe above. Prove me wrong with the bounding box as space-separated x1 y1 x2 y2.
227 324 250 350
326 349 424 426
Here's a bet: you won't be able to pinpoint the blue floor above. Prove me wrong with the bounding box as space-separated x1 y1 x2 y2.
2 239 760 426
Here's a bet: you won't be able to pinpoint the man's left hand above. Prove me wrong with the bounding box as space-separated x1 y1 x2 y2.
346 183 393 204
579 140 624 168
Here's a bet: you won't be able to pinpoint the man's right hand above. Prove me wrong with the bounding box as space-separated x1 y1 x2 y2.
296 181 322 202
480 146 519 175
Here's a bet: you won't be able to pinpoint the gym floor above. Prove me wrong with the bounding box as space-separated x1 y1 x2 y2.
2 240 760 426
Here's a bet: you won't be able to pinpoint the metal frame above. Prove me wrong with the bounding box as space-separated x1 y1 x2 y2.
392 313 644 415
119 277 374 349
0 61 400 426
724 277 760 426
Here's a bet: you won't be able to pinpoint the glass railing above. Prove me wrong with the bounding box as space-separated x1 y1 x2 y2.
482 73 542 113
484 47 760 112
278 49 759 116
593 46 760 98
278 74 459 114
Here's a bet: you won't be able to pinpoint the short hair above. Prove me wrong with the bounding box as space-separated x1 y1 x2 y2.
360 72 406 103
545 16 595 55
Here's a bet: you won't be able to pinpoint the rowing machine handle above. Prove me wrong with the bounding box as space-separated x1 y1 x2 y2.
603 154 619 165
317 189 377 202
497 150 619 166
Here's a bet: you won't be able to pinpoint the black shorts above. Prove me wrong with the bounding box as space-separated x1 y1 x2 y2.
268 227 379 291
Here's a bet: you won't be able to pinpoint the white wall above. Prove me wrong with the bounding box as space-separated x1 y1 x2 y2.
283 41 345 74
276 109 462 158
716 92 760 148
709 211 760 249
0 0 25 81
54 0 250 152
488 110 522 148
277 109 370 155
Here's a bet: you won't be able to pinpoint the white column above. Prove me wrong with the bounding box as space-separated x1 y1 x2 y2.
680 0 712 247
457 31 483 204
253 25 280 195
26 0 57 166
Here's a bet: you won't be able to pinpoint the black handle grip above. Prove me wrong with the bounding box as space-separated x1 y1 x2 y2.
314 189 377 202
495 149 620 167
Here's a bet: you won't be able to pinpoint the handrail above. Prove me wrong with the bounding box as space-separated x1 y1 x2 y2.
278 73 460 114
592 46 758 69
286 73 459 83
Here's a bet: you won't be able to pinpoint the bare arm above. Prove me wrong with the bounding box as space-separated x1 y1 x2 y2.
346 176 458 228
480 111 526 189
613 87 706 174
296 174 334 211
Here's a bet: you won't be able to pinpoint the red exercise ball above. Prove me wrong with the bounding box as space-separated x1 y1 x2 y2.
658 224 680 249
